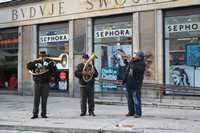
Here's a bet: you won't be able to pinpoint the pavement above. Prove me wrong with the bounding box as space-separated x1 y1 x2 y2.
0 95 200 133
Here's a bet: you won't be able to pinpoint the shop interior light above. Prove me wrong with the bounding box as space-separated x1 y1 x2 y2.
190 38 198 42
173 19 178 22
187 18 192 22
112 25 116 29
177 38 191 41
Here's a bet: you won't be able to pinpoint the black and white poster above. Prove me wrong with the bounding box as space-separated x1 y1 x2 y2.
107 45 132 80
167 65 194 95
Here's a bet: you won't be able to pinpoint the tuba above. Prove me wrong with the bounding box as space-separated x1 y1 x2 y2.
29 54 67 75
83 53 98 82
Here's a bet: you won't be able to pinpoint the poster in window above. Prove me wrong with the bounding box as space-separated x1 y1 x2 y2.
186 44 200 66
101 67 118 91
107 45 132 80
166 65 194 95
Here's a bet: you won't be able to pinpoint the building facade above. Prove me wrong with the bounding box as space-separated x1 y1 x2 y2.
0 0 200 98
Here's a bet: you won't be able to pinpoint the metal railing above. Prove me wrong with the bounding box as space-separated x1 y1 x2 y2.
95 79 124 101
95 79 200 103
138 83 200 103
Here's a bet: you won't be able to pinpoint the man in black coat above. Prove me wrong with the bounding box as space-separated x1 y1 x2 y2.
75 54 98 116
123 50 146 118
27 51 57 119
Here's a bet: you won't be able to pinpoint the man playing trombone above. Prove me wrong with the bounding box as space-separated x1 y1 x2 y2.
27 51 57 119
122 50 146 118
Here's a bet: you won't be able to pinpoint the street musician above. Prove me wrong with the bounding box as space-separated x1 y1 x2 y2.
122 50 146 118
75 53 98 117
27 51 57 119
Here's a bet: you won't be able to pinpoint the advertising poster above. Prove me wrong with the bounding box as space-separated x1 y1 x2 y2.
166 65 194 95
186 44 200 66
107 45 132 80
101 67 118 91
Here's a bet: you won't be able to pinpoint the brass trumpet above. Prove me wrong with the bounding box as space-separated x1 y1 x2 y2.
119 53 134 60
83 53 98 82
29 54 67 75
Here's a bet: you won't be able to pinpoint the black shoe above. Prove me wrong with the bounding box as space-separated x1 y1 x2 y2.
41 115 48 118
89 112 95 116
31 115 38 119
80 112 86 116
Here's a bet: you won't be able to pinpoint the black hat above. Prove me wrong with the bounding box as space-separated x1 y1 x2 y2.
82 54 89 59
39 51 47 56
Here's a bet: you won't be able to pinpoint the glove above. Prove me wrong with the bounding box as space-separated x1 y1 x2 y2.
35 63 42 68
43 61 49 66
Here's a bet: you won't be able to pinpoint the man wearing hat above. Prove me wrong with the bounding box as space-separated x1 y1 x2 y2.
75 54 98 116
123 50 146 118
27 51 57 119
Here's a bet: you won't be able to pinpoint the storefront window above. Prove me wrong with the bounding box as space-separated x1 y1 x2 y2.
165 13 200 94
94 21 132 92
39 27 69 91
0 31 18 90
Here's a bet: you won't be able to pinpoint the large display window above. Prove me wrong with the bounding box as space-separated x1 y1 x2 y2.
39 23 69 91
164 7 200 95
0 29 18 90
94 15 132 92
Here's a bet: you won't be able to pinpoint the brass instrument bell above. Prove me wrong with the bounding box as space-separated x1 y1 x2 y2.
29 54 67 75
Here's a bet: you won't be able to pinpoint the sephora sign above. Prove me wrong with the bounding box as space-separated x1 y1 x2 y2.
95 28 132 38
166 22 200 33
40 34 69 43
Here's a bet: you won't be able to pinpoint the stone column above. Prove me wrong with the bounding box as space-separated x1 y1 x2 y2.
155 10 163 84
69 20 74 97
86 18 93 56
31 25 38 94
133 12 140 53
18 26 23 95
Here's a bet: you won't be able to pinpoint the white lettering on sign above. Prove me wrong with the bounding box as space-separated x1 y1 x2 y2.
95 28 132 38
40 34 69 43
166 22 200 33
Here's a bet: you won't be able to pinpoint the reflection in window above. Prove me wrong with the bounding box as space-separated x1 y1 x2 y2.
169 38 199 66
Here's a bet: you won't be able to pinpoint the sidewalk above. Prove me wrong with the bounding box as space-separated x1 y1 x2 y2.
0 94 200 133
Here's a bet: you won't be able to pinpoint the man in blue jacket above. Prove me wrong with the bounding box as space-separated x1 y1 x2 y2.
123 50 146 118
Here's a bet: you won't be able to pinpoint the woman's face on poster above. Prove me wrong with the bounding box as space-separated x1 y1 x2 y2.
171 73 181 85
113 50 121 59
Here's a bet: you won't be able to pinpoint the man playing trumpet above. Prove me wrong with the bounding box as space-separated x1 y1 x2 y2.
122 50 146 118
27 51 57 119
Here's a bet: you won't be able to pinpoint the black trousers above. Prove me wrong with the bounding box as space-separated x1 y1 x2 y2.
80 85 94 113
33 82 49 116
